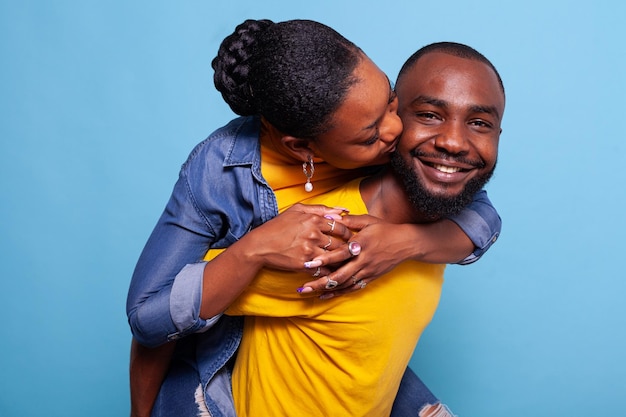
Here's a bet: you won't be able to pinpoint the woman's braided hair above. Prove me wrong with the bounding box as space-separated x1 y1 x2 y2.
212 19 362 139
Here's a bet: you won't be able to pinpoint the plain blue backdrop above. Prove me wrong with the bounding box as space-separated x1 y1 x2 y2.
1 1 624 416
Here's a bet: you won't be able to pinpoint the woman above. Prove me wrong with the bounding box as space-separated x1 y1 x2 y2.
127 19 500 417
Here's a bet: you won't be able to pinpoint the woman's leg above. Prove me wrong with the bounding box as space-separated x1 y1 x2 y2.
391 367 456 417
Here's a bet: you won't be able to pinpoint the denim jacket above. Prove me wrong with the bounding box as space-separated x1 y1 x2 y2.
126 116 501 416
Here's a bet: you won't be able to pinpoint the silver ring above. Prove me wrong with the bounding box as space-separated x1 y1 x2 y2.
347 241 361 257
351 276 358 285
356 280 367 289
325 277 339 289
313 267 321 277
323 236 332 250
327 220 336 233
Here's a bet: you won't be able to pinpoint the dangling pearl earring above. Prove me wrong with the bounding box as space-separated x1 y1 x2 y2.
303 155 315 192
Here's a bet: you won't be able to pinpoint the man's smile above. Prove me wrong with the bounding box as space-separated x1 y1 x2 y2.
432 163 462 174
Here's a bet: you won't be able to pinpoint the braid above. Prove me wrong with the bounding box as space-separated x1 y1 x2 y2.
212 19 273 115
211 19 361 138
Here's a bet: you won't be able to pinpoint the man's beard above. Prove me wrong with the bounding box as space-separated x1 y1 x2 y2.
390 151 495 219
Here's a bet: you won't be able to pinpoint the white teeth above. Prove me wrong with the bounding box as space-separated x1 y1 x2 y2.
433 164 461 173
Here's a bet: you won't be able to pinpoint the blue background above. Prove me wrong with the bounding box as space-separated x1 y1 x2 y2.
1 1 624 416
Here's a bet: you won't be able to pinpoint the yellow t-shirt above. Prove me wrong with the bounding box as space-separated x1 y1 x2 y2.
215 179 444 417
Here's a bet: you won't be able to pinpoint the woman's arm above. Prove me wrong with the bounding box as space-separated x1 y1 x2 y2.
198 204 352 317
299 189 501 294
126 164 223 416
128 205 351 417
126 171 221 348
446 189 501 265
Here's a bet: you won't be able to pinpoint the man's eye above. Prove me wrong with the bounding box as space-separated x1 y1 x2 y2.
470 119 493 129
416 112 438 120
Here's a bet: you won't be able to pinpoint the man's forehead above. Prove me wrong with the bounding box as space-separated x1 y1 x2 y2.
397 52 504 109
401 53 475 84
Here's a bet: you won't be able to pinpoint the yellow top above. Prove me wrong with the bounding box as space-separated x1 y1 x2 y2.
204 130 445 416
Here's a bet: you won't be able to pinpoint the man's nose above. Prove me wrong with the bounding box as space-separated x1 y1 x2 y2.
434 120 469 155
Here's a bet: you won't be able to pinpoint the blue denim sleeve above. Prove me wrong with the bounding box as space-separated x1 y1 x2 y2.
447 189 501 265
126 170 219 348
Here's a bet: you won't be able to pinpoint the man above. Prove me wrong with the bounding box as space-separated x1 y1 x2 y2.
131 42 505 417
387 41 505 417
293 42 504 417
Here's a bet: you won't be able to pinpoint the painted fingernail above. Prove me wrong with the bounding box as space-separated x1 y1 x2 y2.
324 214 342 221
333 207 350 213
319 293 335 300
297 286 313 294
304 260 322 269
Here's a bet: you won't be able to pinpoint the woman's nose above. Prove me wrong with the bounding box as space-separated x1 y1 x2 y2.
379 105 402 144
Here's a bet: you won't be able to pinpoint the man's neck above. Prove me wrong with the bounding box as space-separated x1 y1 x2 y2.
360 169 436 224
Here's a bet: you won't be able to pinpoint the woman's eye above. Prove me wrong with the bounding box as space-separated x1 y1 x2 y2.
364 131 380 145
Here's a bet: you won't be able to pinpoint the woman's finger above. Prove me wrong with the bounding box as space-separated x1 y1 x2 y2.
322 217 353 241
318 279 370 300
288 203 348 218
335 213 382 232
298 261 360 293
304 241 355 269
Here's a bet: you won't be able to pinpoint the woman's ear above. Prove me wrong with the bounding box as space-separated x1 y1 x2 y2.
281 135 315 162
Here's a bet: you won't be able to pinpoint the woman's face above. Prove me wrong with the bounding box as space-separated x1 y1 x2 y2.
308 55 403 169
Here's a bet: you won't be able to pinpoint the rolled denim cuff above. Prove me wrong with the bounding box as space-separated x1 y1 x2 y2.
168 262 220 340
449 208 500 265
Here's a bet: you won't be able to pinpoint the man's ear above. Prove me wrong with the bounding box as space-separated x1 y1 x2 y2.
281 135 315 162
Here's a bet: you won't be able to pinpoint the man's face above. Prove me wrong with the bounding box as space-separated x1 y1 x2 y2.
391 52 504 217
